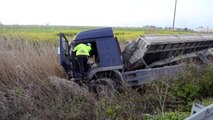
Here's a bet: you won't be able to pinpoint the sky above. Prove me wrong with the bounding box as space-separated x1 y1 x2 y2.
0 0 213 29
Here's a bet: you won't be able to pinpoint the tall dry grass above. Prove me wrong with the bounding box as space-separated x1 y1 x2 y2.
0 37 65 81
0 38 146 119
0 38 95 119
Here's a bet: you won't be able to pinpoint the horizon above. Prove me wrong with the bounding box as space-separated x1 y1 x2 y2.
0 24 211 30
0 0 213 29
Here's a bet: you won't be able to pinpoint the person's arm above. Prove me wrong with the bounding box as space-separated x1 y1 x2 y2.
87 46 92 52
72 44 80 52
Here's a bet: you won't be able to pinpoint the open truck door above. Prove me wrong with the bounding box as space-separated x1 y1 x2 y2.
59 33 72 77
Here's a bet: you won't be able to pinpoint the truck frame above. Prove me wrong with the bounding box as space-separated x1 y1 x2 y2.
59 27 213 93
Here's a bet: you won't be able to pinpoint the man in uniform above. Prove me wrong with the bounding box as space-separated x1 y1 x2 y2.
73 43 92 79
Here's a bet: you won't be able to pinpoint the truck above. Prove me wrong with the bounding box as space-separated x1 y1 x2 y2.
59 27 213 93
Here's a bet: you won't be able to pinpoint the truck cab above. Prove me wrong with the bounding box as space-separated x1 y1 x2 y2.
59 28 124 84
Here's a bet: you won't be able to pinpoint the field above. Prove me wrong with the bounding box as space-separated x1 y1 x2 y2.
0 25 193 43
0 25 212 119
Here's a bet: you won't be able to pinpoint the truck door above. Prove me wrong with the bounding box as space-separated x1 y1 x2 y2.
59 33 71 74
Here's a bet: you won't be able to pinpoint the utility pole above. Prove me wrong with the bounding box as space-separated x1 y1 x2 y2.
172 0 177 31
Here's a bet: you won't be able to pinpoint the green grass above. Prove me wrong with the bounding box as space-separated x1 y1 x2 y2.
113 27 193 41
0 25 86 44
0 25 194 44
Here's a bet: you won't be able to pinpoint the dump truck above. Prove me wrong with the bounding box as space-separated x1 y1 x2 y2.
59 27 213 93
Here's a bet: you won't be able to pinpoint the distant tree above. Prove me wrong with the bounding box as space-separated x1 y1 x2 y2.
184 28 188 31
164 26 172 30
143 25 157 29
0 21 2 25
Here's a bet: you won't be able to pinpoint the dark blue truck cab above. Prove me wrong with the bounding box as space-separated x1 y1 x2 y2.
73 27 123 68
60 28 125 91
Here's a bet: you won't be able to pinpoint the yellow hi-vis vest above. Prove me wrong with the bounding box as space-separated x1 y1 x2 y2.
73 43 91 56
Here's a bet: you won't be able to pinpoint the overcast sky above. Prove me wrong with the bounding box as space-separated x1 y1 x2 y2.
0 0 213 28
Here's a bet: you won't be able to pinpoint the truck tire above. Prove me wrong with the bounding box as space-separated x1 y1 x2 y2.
90 78 116 96
93 70 124 88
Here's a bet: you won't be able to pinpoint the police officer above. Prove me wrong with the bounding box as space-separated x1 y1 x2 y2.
73 43 92 79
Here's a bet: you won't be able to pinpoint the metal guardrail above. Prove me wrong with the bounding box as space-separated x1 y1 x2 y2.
185 103 213 120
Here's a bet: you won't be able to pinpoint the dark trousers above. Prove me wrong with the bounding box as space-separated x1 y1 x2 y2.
77 55 88 78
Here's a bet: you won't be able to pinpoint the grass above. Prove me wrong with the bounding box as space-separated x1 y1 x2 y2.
0 25 81 44
113 27 194 42
0 25 194 44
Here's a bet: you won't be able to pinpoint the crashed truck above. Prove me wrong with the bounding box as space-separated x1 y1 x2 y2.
59 27 213 92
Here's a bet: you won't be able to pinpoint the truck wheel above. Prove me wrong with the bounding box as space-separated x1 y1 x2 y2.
91 78 116 96
95 71 124 88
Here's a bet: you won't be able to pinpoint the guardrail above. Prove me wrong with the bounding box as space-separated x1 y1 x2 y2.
185 103 213 120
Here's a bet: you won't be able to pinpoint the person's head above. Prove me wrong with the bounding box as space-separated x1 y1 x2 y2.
87 43 91 46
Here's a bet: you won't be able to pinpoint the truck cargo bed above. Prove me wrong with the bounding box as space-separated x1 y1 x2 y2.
123 34 213 70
